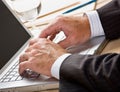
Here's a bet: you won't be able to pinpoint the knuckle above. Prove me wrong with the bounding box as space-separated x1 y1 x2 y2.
56 15 65 22
20 53 28 61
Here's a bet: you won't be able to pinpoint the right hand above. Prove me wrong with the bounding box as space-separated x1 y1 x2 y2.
39 14 91 49
19 38 67 77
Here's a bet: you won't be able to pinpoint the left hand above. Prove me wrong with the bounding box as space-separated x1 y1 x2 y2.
19 38 67 77
39 14 91 49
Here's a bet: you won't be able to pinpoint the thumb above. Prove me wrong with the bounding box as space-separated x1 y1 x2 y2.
58 38 70 49
39 23 62 38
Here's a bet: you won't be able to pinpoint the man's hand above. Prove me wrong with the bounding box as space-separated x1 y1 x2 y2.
19 38 67 77
39 14 91 49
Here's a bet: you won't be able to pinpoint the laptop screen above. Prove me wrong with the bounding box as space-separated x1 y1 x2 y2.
0 1 31 69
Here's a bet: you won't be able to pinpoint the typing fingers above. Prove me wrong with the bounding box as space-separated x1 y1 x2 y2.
19 61 32 75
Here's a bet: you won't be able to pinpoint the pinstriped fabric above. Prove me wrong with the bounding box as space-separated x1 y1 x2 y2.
97 0 120 40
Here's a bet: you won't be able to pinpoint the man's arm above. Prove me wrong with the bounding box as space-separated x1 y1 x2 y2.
60 53 120 92
52 0 120 80
60 0 120 91
97 0 120 40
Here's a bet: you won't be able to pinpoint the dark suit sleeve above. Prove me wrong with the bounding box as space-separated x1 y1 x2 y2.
97 0 120 40
60 53 120 92
59 1 120 92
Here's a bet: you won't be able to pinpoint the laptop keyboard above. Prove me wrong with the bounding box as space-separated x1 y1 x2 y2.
0 62 23 83
0 61 40 83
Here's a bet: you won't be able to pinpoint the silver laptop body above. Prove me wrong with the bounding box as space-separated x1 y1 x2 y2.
0 0 58 92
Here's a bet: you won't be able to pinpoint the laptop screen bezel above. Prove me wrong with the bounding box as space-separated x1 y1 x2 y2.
0 0 33 74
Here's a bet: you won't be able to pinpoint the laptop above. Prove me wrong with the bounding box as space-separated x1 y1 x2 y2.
0 0 107 92
0 0 58 92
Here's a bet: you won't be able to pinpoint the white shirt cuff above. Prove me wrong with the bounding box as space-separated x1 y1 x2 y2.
51 53 71 79
85 11 105 38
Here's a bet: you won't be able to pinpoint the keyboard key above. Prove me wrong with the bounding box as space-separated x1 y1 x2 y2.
3 78 10 82
10 76 18 81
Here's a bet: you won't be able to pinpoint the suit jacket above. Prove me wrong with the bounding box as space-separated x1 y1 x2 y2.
60 0 120 92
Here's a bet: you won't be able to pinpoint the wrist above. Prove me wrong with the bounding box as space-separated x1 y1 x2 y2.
83 14 91 40
85 11 104 38
51 53 71 79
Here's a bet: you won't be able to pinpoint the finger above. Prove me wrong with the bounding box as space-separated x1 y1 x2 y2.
24 49 43 59
58 38 71 49
48 31 60 41
26 39 50 52
19 53 29 63
29 39 38 46
19 50 37 63
39 23 61 38
19 61 32 75
25 45 34 52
